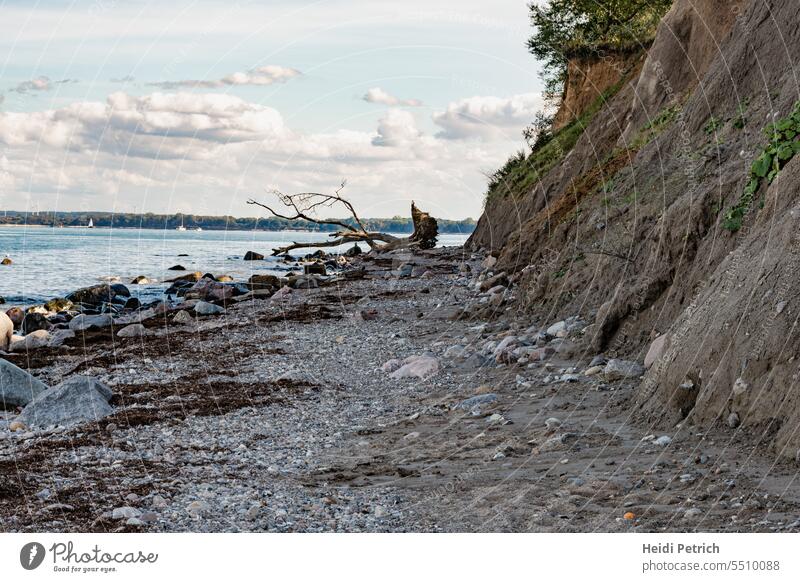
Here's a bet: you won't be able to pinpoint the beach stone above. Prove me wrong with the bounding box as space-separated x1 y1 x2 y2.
194 301 224 316
66 284 115 306
243 251 265 261
381 359 402 373
112 506 141 520
389 356 439 379
117 323 146 338
249 274 281 291
653 435 672 447
604 359 645 380
173 310 194 324
733 377 749 396
130 275 151 285
0 311 12 351
0 359 49 407
168 264 186 271
48 329 75 347
343 245 361 257
454 393 498 412
17 375 113 428
21 313 49 335
166 271 202 283
5 307 24 328
0 257 11 266
69 313 114 332
11 329 51 352
584 365 604 376
727 412 741 428
644 334 668 369
110 284 131 298
304 262 326 276
43 297 73 313
546 320 567 336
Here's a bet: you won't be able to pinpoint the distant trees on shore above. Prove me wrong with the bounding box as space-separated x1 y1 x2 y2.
0 210 476 234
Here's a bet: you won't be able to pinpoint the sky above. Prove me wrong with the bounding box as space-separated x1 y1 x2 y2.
0 0 544 220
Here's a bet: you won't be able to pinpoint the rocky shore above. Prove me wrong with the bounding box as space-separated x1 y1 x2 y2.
1 246 799 532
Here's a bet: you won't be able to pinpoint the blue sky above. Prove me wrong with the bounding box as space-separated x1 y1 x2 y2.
0 0 544 219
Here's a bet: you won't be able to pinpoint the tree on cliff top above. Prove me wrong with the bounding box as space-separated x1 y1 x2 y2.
528 0 672 98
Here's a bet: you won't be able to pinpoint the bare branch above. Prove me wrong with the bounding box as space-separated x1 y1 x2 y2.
248 181 438 256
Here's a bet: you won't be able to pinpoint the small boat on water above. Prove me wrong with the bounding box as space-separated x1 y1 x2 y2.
87 218 94 229
194 226 203 232
176 215 186 231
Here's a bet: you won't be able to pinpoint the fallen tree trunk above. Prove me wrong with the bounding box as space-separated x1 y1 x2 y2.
247 182 437 255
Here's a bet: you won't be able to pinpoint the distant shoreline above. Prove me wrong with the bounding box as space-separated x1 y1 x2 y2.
0 210 476 235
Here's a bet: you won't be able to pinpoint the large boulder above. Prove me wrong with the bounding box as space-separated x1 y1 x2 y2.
10 329 51 352
17 375 113 428
66 284 115 306
69 313 114 332
21 312 49 335
184 279 234 302
0 359 49 407
0 311 12 351
248 274 280 291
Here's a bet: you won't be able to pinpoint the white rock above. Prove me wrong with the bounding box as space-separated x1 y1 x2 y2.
644 334 667 369
117 323 146 338
173 310 194 324
546 321 566 336
112 506 141 520
653 435 672 447
733 377 749 396
389 356 439 379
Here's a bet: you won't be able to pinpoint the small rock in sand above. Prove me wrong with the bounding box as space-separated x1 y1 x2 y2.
389 356 439 379
117 323 146 338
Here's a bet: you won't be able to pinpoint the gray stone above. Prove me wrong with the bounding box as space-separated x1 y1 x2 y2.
117 323 146 338
17 375 113 428
112 506 141 520
173 310 194 324
644 334 668 369
604 359 645 381
194 301 225 316
48 329 75 347
454 393 498 412
0 359 49 407
727 412 740 428
69 313 114 331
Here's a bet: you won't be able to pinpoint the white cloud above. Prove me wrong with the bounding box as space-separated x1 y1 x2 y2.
149 65 301 90
433 92 544 140
363 87 422 107
0 90 529 218
372 109 423 147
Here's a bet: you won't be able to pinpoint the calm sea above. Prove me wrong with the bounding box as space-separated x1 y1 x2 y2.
0 226 469 308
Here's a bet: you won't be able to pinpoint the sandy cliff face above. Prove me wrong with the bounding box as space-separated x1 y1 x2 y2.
552 50 643 132
472 0 800 458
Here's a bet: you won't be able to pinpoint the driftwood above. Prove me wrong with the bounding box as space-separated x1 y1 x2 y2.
247 181 437 255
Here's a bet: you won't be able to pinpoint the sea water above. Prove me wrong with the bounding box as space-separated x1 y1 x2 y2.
0 225 469 307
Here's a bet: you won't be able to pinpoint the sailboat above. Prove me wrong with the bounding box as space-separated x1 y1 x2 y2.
176 215 186 231
87 218 94 229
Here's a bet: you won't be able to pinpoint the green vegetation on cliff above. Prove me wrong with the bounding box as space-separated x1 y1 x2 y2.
528 0 672 96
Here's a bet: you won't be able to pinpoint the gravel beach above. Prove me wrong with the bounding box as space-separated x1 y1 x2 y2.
2 247 800 533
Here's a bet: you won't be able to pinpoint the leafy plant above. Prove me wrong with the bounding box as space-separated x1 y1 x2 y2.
527 0 672 97
733 99 749 129
704 115 722 136
723 100 800 231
